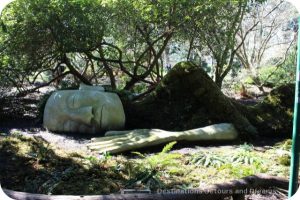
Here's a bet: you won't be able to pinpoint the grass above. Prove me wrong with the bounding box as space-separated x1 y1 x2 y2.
0 134 293 195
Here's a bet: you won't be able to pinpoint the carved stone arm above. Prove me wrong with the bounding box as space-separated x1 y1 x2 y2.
87 123 238 154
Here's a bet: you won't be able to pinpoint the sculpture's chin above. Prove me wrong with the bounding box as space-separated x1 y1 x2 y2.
77 124 96 134
101 104 125 131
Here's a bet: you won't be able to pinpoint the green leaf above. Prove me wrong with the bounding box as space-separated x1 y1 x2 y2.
161 141 177 153
131 151 146 158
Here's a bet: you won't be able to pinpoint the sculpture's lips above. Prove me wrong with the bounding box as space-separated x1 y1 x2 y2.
100 103 125 130
93 105 100 126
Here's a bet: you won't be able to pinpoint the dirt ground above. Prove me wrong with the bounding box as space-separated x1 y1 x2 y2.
0 125 290 200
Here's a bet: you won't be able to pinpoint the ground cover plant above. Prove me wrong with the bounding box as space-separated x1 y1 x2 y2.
0 133 292 195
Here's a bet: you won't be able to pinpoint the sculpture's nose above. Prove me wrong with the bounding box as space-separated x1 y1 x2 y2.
69 106 93 125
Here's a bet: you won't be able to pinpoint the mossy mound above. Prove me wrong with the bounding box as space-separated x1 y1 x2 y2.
246 84 294 137
124 61 256 139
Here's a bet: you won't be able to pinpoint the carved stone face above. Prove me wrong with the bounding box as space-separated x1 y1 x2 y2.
43 88 125 134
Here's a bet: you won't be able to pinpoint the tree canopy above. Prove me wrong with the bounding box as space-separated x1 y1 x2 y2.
1 0 295 96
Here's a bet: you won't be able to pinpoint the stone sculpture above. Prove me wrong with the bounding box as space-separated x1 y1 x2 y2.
87 123 238 154
43 84 125 134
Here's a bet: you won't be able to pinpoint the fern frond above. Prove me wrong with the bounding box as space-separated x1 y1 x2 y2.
161 141 177 154
132 151 146 158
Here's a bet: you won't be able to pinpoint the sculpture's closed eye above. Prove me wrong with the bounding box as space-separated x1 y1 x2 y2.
68 94 80 109
72 94 80 108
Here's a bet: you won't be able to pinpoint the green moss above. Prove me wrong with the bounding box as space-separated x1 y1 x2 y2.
126 61 256 139
286 109 293 118
245 84 294 137
167 167 185 176
266 95 280 106
243 76 255 85
278 155 290 166
274 139 292 150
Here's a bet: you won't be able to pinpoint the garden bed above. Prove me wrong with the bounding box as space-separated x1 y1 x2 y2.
0 129 293 199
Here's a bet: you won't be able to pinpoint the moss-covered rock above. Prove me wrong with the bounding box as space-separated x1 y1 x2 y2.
245 84 294 137
124 61 257 139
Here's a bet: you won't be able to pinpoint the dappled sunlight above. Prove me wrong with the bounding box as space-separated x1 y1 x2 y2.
87 124 238 153
1 0 299 199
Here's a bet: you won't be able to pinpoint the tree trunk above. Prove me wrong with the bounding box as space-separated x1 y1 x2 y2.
215 77 223 89
62 55 92 85
99 47 117 89
214 64 223 89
